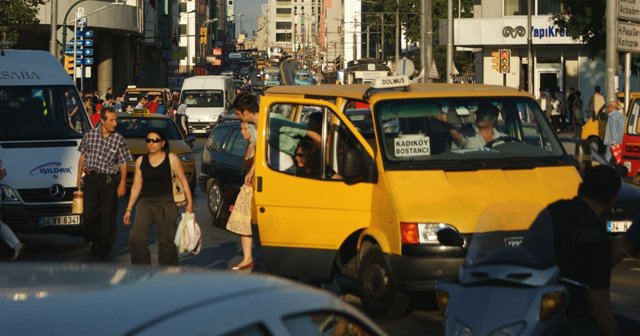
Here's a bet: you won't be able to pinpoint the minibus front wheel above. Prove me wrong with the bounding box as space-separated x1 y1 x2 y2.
358 246 411 318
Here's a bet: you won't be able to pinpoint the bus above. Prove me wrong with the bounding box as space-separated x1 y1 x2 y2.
339 61 391 84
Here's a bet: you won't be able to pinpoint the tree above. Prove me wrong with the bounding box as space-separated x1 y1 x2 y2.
0 0 45 46
551 0 605 58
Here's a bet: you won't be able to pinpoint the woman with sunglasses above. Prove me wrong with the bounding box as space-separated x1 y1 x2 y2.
123 129 193 265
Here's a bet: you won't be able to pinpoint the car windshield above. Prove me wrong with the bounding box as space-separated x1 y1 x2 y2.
181 89 224 108
116 117 183 140
375 96 566 170
0 85 90 140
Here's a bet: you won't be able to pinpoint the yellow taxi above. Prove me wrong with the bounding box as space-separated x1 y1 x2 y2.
580 92 629 153
123 86 172 110
253 77 582 317
116 113 196 190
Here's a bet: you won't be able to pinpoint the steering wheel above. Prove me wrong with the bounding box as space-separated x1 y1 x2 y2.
484 136 520 148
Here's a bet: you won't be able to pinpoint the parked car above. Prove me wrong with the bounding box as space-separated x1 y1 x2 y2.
0 263 386 336
200 116 247 227
115 112 197 191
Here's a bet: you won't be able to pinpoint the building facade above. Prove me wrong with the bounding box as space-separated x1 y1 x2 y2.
454 0 638 98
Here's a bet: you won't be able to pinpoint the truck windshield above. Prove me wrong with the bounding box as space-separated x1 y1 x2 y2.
181 89 224 108
375 97 567 169
0 85 90 141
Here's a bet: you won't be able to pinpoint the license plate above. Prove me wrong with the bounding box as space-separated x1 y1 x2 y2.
607 220 632 233
192 129 206 133
38 215 80 226
504 236 523 247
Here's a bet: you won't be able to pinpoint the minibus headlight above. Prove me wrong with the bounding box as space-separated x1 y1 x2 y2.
178 153 194 162
436 290 449 314
401 223 459 244
1 185 19 203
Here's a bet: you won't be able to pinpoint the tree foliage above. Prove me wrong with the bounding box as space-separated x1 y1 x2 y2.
362 0 474 79
0 0 45 45
551 0 605 58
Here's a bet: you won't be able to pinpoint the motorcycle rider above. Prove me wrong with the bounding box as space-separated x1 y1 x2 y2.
524 165 639 335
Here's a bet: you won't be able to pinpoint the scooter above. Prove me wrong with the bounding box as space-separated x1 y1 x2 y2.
435 212 569 336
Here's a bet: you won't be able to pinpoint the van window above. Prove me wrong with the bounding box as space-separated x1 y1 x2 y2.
266 103 372 181
375 97 565 170
627 99 640 135
0 85 90 140
181 89 224 108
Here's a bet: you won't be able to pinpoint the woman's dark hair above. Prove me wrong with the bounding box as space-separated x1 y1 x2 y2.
146 128 170 152
297 138 320 171
232 92 259 113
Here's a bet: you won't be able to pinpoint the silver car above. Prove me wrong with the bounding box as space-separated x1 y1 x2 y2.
1 264 385 336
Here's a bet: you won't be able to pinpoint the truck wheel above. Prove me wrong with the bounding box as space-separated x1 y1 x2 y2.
358 246 411 318
207 179 222 218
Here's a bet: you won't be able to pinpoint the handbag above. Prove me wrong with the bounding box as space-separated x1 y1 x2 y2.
170 156 187 206
71 189 83 214
226 184 253 236
610 144 622 164
174 212 201 255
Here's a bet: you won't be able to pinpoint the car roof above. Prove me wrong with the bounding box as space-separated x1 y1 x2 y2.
265 82 532 102
0 264 385 335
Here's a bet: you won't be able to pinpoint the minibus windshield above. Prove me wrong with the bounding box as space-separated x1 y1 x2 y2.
0 85 90 141
375 97 566 168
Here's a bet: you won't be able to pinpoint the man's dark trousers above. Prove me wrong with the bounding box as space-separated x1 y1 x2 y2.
83 173 118 259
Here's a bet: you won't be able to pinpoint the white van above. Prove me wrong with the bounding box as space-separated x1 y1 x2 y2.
179 76 235 134
0 50 91 234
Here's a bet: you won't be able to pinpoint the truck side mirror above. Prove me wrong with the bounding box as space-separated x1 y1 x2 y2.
574 140 592 175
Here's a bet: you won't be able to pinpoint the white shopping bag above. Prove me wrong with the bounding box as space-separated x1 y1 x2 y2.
174 212 201 255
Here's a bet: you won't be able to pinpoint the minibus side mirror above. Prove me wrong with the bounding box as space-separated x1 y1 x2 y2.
342 148 365 184
574 140 592 175
437 228 465 248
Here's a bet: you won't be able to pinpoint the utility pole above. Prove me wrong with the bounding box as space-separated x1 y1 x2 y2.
605 0 617 103
380 13 385 61
527 0 533 94
446 0 453 83
49 0 58 57
395 0 400 65
426 0 432 83
366 26 370 59
420 0 426 82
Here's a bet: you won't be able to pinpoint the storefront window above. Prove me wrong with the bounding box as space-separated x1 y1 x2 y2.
537 0 562 15
504 0 527 16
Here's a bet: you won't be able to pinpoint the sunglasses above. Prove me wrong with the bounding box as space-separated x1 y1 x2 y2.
146 138 162 143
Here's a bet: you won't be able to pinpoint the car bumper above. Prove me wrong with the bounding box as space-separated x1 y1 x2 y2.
189 122 215 134
1 203 84 235
384 245 465 292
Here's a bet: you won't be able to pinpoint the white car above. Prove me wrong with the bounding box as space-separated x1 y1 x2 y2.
1 264 386 336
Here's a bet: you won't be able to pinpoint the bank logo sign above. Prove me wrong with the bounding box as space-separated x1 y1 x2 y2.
502 26 526 39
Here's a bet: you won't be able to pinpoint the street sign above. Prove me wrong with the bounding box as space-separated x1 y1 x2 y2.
619 0 640 22
395 57 415 77
76 29 93 38
56 27 74 44
618 22 640 52
76 7 85 18
75 57 94 66
64 48 93 56
66 39 93 47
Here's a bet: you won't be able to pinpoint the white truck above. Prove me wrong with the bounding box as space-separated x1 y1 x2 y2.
179 76 235 134
0 50 91 235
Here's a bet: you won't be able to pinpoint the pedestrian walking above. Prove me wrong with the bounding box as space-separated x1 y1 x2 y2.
604 100 625 163
77 106 132 260
0 160 24 261
573 90 584 136
124 129 193 265
587 85 605 122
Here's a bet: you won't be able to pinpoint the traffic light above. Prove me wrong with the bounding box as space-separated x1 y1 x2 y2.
491 51 499 72
64 55 75 76
499 49 511 74
200 27 207 44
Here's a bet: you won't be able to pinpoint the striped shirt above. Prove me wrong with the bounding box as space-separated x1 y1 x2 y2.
78 127 132 174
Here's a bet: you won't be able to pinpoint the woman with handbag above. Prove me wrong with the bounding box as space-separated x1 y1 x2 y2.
227 93 259 271
123 129 193 265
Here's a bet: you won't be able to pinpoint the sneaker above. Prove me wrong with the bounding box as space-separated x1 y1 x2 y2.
11 243 24 261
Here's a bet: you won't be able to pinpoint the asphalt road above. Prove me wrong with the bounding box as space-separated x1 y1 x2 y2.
4 136 639 335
